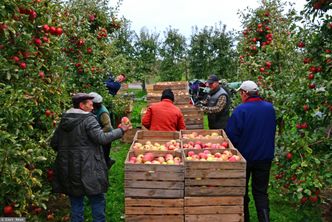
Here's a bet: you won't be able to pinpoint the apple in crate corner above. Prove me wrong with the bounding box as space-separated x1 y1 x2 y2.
228 155 241 162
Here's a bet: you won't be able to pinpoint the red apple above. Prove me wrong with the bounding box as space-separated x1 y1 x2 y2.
301 122 308 129
3 205 13 216
56 27 63 36
286 152 292 160
39 71 45 79
20 62 27 69
309 195 318 203
308 83 316 89
143 152 154 162
45 109 52 117
121 116 130 125
11 56 20 63
43 24 50 32
300 196 307 204
221 141 229 148
297 41 305 48
34 38 42 45
187 151 195 157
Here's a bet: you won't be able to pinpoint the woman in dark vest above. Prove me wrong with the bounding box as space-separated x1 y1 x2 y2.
196 74 230 129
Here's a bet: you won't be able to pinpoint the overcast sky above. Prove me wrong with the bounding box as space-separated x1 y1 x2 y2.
111 0 307 38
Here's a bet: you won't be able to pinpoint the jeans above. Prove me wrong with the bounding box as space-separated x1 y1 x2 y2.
69 193 106 222
244 161 272 222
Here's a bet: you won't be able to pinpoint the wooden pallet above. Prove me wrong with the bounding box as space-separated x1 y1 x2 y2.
125 151 184 198
183 149 246 197
184 196 244 222
125 198 184 222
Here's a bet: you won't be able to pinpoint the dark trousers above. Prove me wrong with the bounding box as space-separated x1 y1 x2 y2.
244 161 272 222
102 143 115 169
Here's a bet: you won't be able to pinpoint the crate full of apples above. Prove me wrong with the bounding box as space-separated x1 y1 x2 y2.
181 129 236 148
130 139 181 152
183 149 246 197
125 150 185 198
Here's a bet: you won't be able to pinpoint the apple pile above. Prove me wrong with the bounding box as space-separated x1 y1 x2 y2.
185 150 241 162
182 141 228 149
128 152 183 165
132 140 181 151
182 131 223 139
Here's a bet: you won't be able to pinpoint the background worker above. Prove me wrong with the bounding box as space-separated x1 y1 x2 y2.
196 74 230 129
89 92 117 169
142 88 186 131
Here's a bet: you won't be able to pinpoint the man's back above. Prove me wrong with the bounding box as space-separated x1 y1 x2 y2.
142 99 186 131
226 99 276 161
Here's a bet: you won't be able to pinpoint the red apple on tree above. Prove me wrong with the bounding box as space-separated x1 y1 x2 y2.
308 73 314 80
3 205 13 216
45 109 52 117
286 152 292 160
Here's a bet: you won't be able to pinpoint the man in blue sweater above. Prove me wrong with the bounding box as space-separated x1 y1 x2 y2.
225 80 276 222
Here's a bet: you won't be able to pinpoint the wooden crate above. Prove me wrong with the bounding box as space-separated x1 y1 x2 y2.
125 198 184 222
184 196 244 222
183 149 246 197
147 92 190 105
121 128 141 144
153 81 188 91
135 130 180 141
125 150 184 198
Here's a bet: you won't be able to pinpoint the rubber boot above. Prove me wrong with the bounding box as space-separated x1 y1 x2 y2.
257 209 270 222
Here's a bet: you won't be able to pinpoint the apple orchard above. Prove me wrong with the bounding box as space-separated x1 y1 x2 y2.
0 0 332 220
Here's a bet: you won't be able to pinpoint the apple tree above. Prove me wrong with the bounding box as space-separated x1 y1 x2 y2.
237 0 331 207
0 0 123 219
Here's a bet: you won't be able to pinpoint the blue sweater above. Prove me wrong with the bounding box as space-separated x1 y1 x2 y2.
225 97 276 162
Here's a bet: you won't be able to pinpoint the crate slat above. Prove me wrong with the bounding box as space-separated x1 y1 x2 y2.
185 214 243 222
125 180 184 189
126 215 184 222
185 186 245 196
185 196 243 206
125 188 184 198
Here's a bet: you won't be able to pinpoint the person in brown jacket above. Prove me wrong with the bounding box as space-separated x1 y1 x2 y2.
142 88 186 131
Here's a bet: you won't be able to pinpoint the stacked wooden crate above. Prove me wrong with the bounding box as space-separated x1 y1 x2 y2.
181 130 246 222
145 81 204 130
124 131 184 222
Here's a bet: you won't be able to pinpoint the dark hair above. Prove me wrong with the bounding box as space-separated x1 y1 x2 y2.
161 88 174 102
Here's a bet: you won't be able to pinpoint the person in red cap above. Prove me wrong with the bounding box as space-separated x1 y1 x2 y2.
196 74 231 129
50 92 130 222
142 88 186 131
